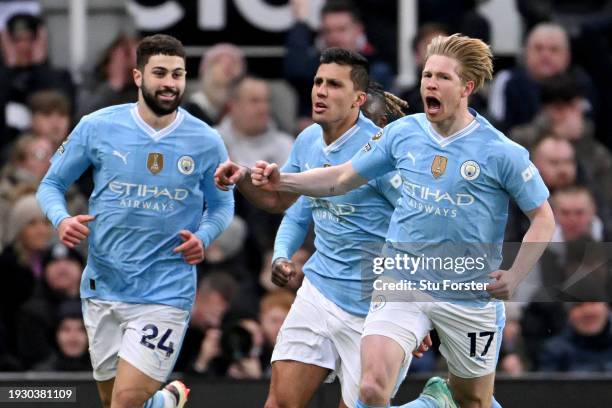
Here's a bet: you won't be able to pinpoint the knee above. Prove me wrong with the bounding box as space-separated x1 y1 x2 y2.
112 388 149 408
359 374 389 405
264 392 299 408
452 391 492 408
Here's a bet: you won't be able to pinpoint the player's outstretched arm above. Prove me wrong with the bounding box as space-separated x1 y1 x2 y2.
214 159 299 213
251 160 367 197
488 201 555 300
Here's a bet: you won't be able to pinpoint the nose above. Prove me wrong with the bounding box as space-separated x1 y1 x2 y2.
424 78 437 90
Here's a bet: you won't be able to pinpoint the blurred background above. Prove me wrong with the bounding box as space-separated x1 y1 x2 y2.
0 0 612 406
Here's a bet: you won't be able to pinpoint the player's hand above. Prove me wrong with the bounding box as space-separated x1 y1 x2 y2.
412 333 433 359
487 269 518 300
57 214 95 248
251 160 280 191
214 160 247 191
173 230 205 265
271 257 296 287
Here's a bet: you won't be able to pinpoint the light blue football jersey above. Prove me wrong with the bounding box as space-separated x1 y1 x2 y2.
37 103 234 311
280 112 401 316
352 109 549 302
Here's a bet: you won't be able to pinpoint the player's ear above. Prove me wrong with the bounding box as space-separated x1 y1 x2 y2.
133 68 142 88
462 80 475 98
354 90 367 108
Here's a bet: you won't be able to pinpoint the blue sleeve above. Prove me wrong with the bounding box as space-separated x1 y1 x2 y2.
373 171 402 207
281 133 303 173
272 196 312 261
351 127 396 181
36 118 94 228
496 143 549 212
195 138 235 247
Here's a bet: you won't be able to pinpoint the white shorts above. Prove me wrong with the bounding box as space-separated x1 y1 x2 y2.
82 298 190 382
364 291 505 379
272 278 407 408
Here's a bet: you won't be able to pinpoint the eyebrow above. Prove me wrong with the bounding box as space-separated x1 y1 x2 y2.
151 66 186 72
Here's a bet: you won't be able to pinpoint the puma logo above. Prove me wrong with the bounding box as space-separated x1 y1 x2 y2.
406 151 416 166
113 150 130 165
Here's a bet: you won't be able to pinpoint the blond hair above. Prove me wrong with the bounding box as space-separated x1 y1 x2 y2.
425 34 493 91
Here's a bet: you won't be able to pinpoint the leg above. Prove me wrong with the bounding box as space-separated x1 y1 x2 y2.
96 378 115 408
266 279 341 407
264 360 330 408
111 358 163 408
428 301 505 408
359 334 405 406
448 372 495 408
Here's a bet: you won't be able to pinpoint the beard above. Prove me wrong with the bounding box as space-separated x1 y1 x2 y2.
141 78 183 116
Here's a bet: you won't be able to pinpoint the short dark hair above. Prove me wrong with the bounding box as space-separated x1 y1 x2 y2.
319 47 369 91
321 0 362 23
29 90 71 116
7 13 41 38
136 34 186 70
540 73 584 106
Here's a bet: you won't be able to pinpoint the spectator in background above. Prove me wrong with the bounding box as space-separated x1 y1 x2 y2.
532 135 577 191
510 73 612 221
284 0 394 122
0 194 51 356
28 89 71 149
77 34 138 118
258 289 295 377
217 75 294 168
183 43 246 126
551 186 607 242
34 299 90 371
519 187 610 368
0 135 52 245
537 302 612 372
16 244 83 369
217 75 293 260
174 271 239 373
488 22 598 132
0 13 74 140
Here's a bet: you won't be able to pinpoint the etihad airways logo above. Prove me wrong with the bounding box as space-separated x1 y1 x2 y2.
403 182 474 206
109 181 189 200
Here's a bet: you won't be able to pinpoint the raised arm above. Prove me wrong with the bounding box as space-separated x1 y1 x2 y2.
215 160 299 213
251 160 368 197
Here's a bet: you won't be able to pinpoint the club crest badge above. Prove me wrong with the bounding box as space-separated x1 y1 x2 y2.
178 155 195 175
431 155 448 178
460 160 480 181
372 130 383 141
147 152 164 175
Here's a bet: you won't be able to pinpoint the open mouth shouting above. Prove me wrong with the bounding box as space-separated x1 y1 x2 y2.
424 96 442 116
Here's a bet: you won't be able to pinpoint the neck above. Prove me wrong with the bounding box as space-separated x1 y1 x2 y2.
137 100 176 130
321 110 359 146
432 107 474 137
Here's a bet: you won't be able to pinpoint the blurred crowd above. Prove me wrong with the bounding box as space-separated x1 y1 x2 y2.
0 0 611 379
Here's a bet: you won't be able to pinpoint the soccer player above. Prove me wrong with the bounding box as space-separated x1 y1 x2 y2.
250 34 556 408
37 34 234 408
215 48 426 408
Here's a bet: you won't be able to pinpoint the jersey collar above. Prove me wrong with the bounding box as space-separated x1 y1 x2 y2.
427 108 480 148
322 111 366 155
131 103 184 142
